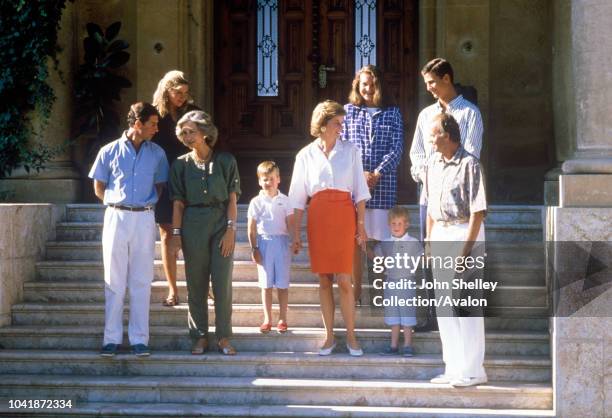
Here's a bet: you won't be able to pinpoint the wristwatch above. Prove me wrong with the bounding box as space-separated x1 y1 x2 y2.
172 228 182 236
251 246 259 252
227 219 237 231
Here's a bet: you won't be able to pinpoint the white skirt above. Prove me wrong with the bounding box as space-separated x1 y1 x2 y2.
365 208 390 241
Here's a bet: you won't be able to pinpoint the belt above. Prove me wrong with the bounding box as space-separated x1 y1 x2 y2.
108 204 153 212
436 218 469 226
187 203 224 209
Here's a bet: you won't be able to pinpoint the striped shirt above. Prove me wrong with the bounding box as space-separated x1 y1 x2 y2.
342 104 404 209
410 95 483 183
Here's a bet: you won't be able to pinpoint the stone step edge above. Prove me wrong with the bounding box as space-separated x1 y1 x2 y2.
0 374 553 394
45 240 545 249
0 350 551 367
10 302 551 313
0 400 556 417
23 281 548 292
0 325 551 341
66 203 546 210
35 259 547 272
54 221 545 230
0 402 557 418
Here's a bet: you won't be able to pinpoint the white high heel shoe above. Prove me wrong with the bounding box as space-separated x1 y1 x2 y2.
318 342 336 356
346 343 363 357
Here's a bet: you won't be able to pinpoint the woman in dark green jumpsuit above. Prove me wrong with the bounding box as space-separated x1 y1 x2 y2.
169 110 240 355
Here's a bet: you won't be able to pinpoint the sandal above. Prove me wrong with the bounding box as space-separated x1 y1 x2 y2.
276 321 288 333
191 337 208 355
217 338 237 356
162 294 179 307
259 323 272 333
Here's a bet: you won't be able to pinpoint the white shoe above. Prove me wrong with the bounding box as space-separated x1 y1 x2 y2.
450 376 488 387
430 374 454 384
346 343 363 357
318 342 336 356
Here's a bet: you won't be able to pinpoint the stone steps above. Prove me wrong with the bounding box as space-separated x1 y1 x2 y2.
11 302 549 329
64 203 544 223
56 204 544 244
0 350 551 382
35 260 546 287
0 203 553 416
0 326 550 356
53 221 543 242
0 374 553 410
44 240 546 265
22 280 548 307
0 400 557 418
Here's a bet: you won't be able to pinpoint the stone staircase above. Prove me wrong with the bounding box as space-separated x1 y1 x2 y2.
0 204 555 417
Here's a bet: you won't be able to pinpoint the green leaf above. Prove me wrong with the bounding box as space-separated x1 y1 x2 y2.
105 51 130 68
105 22 122 41
86 23 103 39
108 39 129 52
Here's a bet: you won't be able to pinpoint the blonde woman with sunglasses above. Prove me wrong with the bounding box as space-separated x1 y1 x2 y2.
151 70 199 307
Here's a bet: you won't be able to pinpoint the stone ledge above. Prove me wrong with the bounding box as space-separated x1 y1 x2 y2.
559 174 612 207
0 179 80 203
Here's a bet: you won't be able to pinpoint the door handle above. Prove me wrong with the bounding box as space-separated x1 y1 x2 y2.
318 65 336 88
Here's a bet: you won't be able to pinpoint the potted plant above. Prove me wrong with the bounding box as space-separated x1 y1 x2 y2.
72 21 131 200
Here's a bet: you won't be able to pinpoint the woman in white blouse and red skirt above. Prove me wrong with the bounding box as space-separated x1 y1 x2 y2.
289 100 371 356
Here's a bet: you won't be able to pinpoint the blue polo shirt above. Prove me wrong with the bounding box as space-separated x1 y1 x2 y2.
88 132 169 207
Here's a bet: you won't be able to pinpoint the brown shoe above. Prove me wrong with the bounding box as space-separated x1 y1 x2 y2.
217 338 237 356
162 294 179 307
191 337 208 355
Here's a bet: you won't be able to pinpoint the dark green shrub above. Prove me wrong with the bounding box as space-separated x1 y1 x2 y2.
0 0 69 178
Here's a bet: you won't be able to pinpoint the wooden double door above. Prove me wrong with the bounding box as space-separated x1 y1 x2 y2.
215 0 418 202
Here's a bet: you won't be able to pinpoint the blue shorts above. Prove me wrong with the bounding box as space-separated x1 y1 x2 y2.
384 276 417 327
257 235 291 289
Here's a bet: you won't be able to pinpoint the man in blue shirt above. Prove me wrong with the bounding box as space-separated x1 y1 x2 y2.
89 102 169 357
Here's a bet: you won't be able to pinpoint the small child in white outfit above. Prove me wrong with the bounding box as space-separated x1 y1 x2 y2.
247 161 294 333
377 206 422 356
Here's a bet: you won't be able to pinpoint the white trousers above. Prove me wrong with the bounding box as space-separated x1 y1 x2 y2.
102 207 156 346
430 221 486 380
364 208 390 241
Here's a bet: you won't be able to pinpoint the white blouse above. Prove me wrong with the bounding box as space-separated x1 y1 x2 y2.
289 139 371 210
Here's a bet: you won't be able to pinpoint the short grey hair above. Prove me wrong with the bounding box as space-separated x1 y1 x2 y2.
176 110 218 148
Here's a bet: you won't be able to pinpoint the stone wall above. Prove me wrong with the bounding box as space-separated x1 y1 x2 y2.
419 0 555 203
488 0 554 203
0 204 63 326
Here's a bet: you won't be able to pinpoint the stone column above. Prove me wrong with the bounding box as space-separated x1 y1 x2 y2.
0 3 81 203
551 1 612 416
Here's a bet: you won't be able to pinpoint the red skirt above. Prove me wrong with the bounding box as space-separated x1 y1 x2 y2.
307 190 356 274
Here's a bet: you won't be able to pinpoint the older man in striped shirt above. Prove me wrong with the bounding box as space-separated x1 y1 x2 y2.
410 58 484 331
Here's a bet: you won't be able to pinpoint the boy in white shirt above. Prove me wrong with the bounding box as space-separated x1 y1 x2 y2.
377 206 422 356
248 161 295 333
